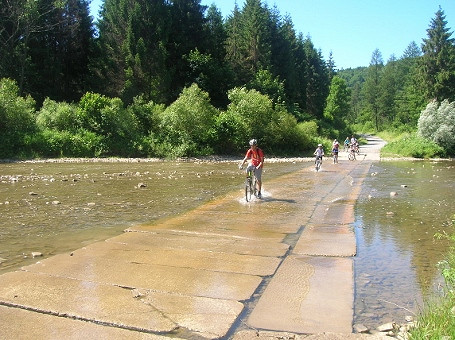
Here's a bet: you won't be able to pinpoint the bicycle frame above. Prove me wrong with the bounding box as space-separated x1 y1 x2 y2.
245 169 257 201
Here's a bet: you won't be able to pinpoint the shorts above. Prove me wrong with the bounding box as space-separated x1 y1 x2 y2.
246 164 262 181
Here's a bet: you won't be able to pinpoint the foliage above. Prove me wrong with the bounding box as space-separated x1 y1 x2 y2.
77 92 140 156
380 132 444 158
27 129 105 158
158 83 218 157
418 99 455 154
37 98 79 132
418 8 455 102
0 78 37 158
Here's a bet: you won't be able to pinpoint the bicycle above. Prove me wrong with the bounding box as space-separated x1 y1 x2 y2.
245 168 257 202
332 152 338 164
348 148 356 161
315 156 322 172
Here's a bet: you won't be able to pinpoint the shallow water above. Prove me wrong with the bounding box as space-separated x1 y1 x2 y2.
0 160 303 272
1 158 454 330
354 160 455 328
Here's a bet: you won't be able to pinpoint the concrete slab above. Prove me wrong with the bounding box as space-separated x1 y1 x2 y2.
23 253 262 301
107 231 290 257
0 271 243 338
0 305 183 340
293 225 356 257
34 238 281 276
248 255 353 334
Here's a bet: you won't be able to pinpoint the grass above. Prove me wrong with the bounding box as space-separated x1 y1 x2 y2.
376 131 445 158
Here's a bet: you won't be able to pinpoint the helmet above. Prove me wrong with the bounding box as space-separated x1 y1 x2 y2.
318 144 322 147
249 139 258 146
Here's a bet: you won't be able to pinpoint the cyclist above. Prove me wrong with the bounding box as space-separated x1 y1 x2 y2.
344 137 350 152
239 139 264 198
314 144 324 165
332 139 340 164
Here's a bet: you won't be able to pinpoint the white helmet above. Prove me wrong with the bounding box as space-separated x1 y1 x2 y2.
249 139 258 146
318 144 322 147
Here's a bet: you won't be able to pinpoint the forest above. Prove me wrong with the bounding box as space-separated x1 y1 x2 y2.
1 0 454 159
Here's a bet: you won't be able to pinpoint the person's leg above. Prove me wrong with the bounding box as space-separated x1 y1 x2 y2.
255 168 263 196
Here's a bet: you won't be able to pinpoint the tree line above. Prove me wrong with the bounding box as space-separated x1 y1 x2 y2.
1 1 454 159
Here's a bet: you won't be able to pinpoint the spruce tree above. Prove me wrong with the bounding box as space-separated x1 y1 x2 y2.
419 7 455 101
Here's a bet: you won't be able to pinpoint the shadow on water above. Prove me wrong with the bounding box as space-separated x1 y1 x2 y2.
354 160 455 329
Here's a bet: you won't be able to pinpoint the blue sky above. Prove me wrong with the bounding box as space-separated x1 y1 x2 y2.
89 0 455 69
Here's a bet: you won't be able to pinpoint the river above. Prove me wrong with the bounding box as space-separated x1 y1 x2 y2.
0 158 454 329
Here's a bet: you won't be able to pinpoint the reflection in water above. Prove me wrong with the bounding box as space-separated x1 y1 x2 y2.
354 160 455 328
0 160 303 273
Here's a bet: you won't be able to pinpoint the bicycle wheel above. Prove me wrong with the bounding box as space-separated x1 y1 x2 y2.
348 152 355 161
245 178 253 202
315 160 321 171
252 176 258 197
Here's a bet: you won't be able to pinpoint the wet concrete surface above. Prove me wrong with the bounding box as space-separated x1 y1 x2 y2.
0 136 387 339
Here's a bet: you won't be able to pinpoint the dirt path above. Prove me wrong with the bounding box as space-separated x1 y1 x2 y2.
0 137 389 339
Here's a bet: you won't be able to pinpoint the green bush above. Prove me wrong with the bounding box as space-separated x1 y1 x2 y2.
77 92 140 156
27 129 105 158
159 83 218 157
0 78 37 158
37 98 79 131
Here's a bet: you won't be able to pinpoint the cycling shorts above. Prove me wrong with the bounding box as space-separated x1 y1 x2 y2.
246 164 262 181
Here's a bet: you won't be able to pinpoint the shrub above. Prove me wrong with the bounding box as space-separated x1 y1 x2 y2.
36 98 79 131
0 78 37 158
77 92 140 156
418 99 455 154
159 83 218 157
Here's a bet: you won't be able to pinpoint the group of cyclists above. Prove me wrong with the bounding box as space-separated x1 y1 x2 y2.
313 135 359 166
238 135 360 199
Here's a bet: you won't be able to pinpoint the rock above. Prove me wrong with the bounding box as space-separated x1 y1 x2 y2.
405 315 414 322
31 252 43 258
52 200 61 205
29 192 38 196
87 202 96 206
377 322 395 332
390 191 398 197
401 184 408 188
137 182 147 188
386 211 395 216
353 323 369 333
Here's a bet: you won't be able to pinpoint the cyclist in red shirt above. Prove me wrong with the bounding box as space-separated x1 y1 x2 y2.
239 139 264 198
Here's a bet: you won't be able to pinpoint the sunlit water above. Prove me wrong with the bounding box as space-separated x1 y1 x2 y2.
354 160 455 328
1 158 454 330
0 159 302 272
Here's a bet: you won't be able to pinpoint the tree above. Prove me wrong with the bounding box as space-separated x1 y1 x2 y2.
167 0 209 100
29 0 94 103
96 0 171 104
363 48 383 130
418 7 455 102
323 76 350 132
378 55 398 124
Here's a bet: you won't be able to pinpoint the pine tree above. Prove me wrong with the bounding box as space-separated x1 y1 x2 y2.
419 7 455 101
96 0 171 104
363 48 383 130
